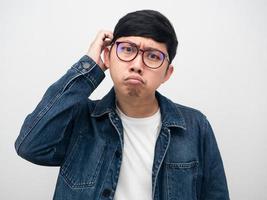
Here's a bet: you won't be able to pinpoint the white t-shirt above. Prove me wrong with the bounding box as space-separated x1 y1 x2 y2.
114 107 161 200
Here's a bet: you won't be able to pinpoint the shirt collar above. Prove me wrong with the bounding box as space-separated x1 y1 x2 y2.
91 87 186 130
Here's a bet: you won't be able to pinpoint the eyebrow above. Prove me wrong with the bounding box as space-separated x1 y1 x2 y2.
116 40 166 53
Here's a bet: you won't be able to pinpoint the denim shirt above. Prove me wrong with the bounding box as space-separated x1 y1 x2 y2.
15 55 230 200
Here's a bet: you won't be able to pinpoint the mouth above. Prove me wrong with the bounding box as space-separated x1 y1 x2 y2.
124 75 145 85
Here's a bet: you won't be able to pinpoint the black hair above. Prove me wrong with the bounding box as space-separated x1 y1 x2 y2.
112 10 178 63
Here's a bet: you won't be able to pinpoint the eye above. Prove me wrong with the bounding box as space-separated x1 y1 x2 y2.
121 46 134 53
118 43 136 54
146 51 163 61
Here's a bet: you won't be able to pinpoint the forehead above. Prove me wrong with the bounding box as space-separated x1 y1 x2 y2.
116 36 168 52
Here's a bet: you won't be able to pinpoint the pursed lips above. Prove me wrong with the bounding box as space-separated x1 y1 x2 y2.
124 75 145 84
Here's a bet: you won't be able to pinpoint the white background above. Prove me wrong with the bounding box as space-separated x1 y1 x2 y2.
1 0 267 199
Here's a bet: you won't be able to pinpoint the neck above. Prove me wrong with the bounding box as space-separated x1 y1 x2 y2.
116 92 159 118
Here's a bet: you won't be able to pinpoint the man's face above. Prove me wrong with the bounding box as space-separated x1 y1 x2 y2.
104 36 174 98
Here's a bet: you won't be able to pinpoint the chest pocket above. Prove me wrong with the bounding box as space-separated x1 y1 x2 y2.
60 135 106 189
165 160 198 200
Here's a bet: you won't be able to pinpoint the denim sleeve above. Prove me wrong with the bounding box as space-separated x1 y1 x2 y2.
15 55 105 166
200 118 230 200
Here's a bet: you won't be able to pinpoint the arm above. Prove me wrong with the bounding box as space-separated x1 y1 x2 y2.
15 31 113 166
200 118 230 200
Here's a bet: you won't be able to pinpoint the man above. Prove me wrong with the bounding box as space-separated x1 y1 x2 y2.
15 10 230 200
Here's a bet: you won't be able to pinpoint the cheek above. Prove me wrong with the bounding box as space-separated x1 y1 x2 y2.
109 53 125 71
146 73 165 89
109 68 119 82
109 63 125 84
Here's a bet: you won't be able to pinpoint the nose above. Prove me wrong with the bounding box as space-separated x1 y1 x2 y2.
129 52 144 75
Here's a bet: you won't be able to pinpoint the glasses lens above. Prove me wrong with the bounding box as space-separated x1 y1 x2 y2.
117 42 137 61
143 50 165 68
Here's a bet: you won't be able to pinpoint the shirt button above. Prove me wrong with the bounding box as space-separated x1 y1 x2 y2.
82 62 90 69
102 188 112 198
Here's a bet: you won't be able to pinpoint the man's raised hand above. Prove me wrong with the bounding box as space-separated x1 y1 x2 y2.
87 30 113 71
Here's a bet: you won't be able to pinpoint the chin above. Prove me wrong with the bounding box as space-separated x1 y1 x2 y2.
126 87 141 97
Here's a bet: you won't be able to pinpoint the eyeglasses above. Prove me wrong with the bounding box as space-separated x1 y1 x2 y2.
114 41 169 69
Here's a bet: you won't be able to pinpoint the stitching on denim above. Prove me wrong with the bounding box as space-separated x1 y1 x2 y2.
164 122 186 130
152 128 170 199
193 164 199 200
61 135 83 175
73 63 98 88
166 161 199 169
62 74 83 93
17 91 63 152
86 142 106 182
17 71 84 151
96 143 122 200
60 136 106 188
109 112 124 149
165 160 199 199
166 162 170 200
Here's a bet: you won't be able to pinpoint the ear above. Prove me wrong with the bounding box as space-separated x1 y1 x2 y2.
103 47 111 69
162 64 174 83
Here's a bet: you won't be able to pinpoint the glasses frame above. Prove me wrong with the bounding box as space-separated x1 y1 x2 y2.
114 41 170 69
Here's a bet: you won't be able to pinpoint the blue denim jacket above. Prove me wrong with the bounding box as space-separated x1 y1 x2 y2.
15 55 229 200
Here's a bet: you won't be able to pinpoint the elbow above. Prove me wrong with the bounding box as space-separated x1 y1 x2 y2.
15 136 41 164
15 137 61 166
15 137 34 161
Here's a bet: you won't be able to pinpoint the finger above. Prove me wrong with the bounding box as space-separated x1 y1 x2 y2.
87 30 113 67
102 37 113 48
101 31 114 49
102 31 113 40
102 39 112 48
96 30 113 42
